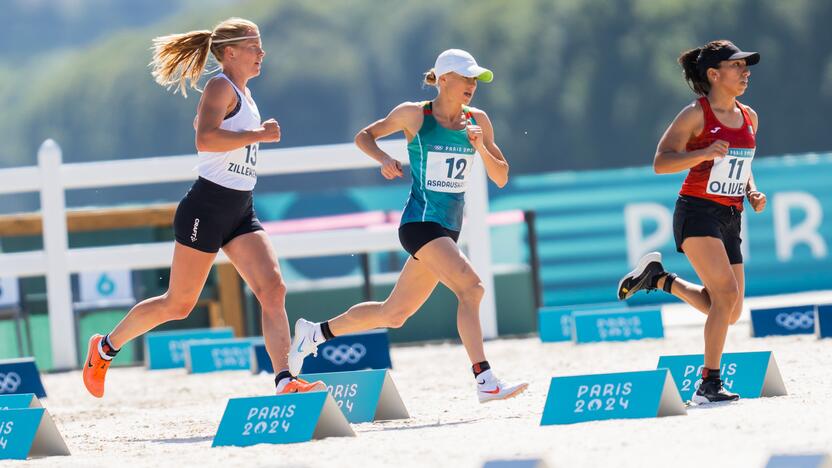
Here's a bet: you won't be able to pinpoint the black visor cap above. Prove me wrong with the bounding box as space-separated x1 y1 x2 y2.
697 42 760 74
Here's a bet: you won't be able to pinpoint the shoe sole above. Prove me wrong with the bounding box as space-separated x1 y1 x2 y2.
691 394 740 405
616 251 662 300
479 382 529 404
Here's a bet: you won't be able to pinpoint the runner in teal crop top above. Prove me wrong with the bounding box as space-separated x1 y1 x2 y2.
288 49 528 405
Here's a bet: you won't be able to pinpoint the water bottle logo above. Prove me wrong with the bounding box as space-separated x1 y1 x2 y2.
97 273 116 296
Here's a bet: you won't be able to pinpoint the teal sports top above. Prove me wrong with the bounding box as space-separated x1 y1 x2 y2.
400 101 477 231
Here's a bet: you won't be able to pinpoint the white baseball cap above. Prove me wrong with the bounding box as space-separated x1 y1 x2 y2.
434 49 493 83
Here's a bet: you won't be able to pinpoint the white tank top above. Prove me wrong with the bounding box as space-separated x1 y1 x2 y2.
196 73 261 191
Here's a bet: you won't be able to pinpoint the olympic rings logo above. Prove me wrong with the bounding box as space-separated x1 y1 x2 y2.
321 344 367 365
0 372 22 393
775 311 814 330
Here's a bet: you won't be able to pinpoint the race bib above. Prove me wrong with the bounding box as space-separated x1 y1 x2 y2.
225 143 258 178
424 151 474 193
706 148 755 197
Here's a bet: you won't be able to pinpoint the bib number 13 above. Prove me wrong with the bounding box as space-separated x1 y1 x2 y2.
244 144 258 166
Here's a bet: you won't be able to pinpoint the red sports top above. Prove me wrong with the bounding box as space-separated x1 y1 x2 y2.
679 96 756 210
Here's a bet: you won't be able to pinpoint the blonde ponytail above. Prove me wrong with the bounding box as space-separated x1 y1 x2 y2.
423 68 438 87
149 17 259 98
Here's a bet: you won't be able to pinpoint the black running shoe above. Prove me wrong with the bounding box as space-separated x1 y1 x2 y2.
692 378 740 404
616 252 666 300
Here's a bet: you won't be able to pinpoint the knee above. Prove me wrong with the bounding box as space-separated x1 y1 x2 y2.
709 281 740 318
162 294 198 321
252 273 287 306
729 299 744 325
456 281 485 307
383 304 416 329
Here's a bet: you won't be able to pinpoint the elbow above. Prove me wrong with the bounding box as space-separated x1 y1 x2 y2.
354 129 369 147
652 158 666 175
195 133 210 152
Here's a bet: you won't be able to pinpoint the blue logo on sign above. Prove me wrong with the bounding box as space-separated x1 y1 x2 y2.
185 338 261 374
144 328 234 370
0 408 44 459
0 359 46 398
751 305 816 337
656 351 785 401
305 330 392 374
212 392 353 447
572 307 663 343
299 369 395 423
538 302 623 342
540 369 684 425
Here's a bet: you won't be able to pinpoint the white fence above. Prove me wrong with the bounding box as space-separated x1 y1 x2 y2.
0 140 497 370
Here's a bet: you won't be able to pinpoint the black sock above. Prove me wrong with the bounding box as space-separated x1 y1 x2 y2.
662 273 678 293
702 367 720 381
102 334 120 357
274 370 292 387
472 361 491 378
321 321 335 341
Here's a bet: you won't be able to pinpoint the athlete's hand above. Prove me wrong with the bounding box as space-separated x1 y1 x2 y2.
748 190 766 212
258 118 281 143
466 125 485 151
380 155 403 180
701 139 729 161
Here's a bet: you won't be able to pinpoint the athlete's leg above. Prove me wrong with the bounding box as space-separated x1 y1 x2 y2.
222 231 290 375
681 237 740 370
412 237 487 364
657 274 711 315
327 256 440 335
108 242 216 348
84 242 215 397
730 264 745 324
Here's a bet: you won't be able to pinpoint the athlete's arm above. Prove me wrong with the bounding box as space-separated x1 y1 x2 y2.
653 102 727 174
355 102 422 180
468 109 509 188
195 78 278 152
743 105 766 212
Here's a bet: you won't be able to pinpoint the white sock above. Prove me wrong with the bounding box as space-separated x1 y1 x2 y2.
97 339 113 361
275 369 292 393
312 323 325 344
476 369 494 384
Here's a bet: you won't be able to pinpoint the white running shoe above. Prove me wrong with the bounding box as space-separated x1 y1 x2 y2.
476 370 529 403
288 318 323 376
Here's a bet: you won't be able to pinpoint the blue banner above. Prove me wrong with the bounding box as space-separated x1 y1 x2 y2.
572 307 663 343
0 408 43 460
656 351 784 401
0 359 45 398
817 305 832 338
751 305 816 337
538 302 623 342
300 330 392 374
540 369 684 425
144 328 234 370
490 153 832 306
185 338 261 374
299 370 386 423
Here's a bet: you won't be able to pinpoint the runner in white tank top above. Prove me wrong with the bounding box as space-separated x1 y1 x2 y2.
82 18 325 400
197 72 261 191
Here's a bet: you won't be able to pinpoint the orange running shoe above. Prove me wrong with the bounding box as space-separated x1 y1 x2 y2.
277 377 326 394
82 334 112 398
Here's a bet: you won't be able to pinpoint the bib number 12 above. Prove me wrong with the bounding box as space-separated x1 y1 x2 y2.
445 157 467 180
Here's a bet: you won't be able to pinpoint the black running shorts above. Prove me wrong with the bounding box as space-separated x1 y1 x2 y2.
673 195 743 265
173 177 264 253
398 221 461 259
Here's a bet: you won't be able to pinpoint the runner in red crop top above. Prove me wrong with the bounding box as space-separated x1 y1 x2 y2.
616 40 767 404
